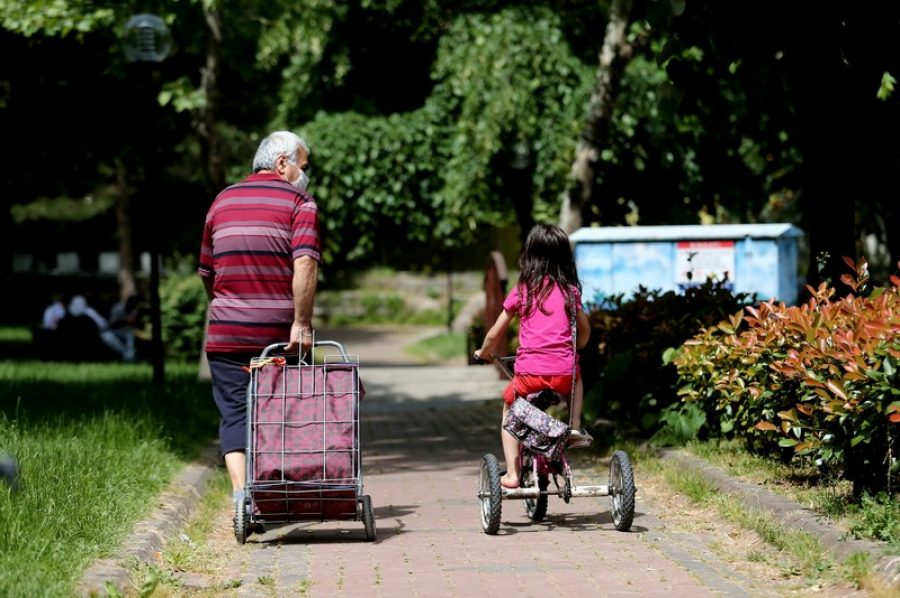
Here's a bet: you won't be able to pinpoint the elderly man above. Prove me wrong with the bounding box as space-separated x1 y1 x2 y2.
198 131 320 506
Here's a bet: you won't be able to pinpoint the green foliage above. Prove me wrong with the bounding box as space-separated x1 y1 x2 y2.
301 110 441 267
0 0 114 37
877 71 896 101
9 194 113 223
581 278 756 436
650 401 706 447
301 6 594 265
159 273 207 360
4 0 899 290
849 493 900 548
674 259 900 494
428 7 593 232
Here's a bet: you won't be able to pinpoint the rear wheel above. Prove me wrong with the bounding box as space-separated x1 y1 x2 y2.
362 495 377 541
609 450 636 531
478 454 502 534
521 454 548 521
233 499 248 545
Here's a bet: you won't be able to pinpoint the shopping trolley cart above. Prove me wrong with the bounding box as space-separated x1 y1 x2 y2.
234 340 375 544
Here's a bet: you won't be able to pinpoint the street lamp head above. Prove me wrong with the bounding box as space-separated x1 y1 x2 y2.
123 14 171 63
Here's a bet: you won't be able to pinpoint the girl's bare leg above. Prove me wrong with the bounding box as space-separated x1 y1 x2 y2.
500 403 520 487
570 378 585 430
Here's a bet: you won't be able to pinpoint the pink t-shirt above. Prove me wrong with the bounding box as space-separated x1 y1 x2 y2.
503 283 582 376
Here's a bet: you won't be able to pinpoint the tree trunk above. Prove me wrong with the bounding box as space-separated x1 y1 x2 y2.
559 0 633 234
883 159 900 276
114 158 137 302
786 7 858 293
195 4 223 381
198 2 226 193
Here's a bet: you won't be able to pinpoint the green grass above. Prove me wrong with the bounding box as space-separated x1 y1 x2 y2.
403 332 466 363
655 461 833 579
320 292 465 327
0 359 218 597
160 470 231 572
685 439 900 554
0 326 31 343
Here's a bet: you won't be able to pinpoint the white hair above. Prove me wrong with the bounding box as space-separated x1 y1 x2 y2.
251 131 310 172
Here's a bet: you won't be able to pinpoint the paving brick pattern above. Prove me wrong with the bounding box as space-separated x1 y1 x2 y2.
214 364 779 597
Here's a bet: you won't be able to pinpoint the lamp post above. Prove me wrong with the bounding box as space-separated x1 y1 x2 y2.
123 14 170 387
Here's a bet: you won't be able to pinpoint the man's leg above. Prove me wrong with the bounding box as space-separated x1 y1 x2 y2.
208 352 253 493
122 329 136 362
224 450 246 491
100 329 127 358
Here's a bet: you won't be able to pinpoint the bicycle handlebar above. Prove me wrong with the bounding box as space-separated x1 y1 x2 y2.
471 353 490 365
472 353 515 379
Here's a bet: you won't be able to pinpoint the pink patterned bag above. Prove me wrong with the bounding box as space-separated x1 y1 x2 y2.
250 363 364 520
503 396 569 462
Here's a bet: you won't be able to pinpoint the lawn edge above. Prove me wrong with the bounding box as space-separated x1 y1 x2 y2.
78 442 220 597
659 448 900 590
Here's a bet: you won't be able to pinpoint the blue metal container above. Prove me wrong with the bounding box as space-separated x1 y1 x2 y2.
571 224 804 306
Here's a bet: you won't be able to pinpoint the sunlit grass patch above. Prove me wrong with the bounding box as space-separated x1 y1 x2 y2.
686 439 900 554
403 332 465 363
0 413 181 596
0 326 32 343
0 360 218 596
658 460 833 580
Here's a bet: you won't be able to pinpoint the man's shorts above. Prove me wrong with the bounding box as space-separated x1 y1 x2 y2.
208 352 257 456
503 370 580 406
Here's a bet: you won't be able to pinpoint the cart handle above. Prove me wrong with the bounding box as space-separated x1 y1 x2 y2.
259 340 350 362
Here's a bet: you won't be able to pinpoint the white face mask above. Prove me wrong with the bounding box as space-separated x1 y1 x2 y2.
289 162 309 191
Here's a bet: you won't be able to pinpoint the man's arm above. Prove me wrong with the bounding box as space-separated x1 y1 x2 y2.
201 274 215 301
286 256 318 354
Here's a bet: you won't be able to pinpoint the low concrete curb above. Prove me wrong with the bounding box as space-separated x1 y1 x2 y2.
79 444 220 597
659 449 900 589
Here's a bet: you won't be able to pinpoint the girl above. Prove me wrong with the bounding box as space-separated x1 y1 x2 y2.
474 224 592 489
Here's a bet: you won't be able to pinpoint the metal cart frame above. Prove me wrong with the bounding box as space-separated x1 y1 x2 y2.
234 340 375 543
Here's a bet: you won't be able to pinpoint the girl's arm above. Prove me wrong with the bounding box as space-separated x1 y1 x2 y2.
575 310 591 350
474 308 514 360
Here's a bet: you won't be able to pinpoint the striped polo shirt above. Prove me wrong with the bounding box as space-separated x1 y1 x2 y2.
198 172 321 353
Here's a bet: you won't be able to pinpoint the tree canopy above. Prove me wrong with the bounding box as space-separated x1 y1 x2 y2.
1 0 898 285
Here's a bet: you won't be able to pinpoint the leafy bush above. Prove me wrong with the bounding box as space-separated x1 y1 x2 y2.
674 259 900 495
581 279 756 436
159 273 207 360
299 6 594 270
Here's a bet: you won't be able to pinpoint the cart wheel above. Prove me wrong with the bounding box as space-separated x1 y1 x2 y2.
609 450 635 531
362 495 377 542
478 454 502 534
521 454 548 521
234 498 248 545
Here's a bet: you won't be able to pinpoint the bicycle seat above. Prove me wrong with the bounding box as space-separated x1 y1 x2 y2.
523 389 565 411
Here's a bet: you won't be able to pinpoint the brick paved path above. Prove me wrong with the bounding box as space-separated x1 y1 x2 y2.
217 363 782 597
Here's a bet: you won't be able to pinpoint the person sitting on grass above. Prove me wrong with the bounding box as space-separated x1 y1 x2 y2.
474 223 592 489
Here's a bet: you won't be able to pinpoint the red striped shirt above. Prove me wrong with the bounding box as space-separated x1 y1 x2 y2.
198 173 321 353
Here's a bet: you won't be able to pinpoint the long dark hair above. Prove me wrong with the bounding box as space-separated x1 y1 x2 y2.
517 223 581 317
